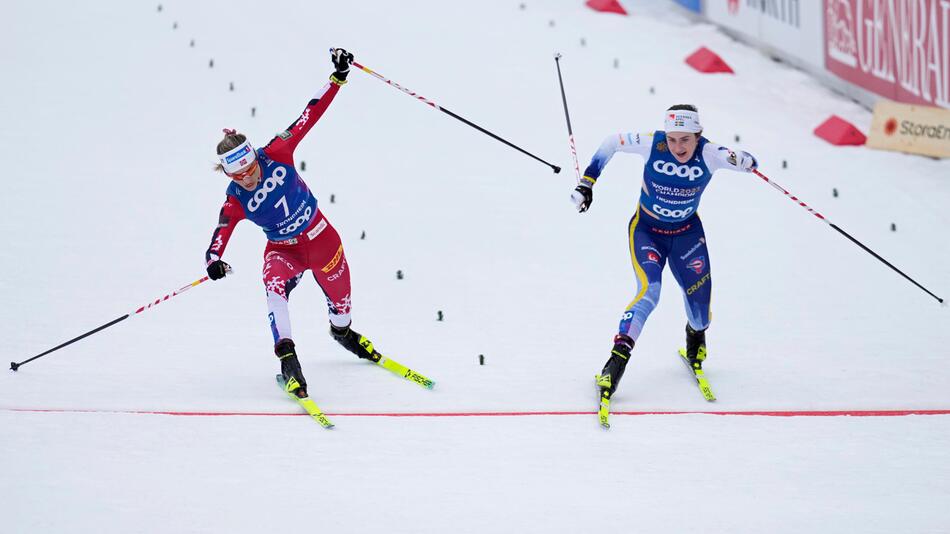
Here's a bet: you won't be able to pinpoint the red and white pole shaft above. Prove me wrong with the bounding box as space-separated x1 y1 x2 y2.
554 53 582 184
132 276 210 316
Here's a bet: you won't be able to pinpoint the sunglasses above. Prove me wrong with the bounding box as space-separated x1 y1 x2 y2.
228 161 258 181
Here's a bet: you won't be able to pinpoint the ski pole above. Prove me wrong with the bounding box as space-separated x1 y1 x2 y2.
342 50 561 174
10 275 212 371
752 169 943 304
553 53 582 184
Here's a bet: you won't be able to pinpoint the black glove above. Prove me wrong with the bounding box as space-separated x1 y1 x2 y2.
571 184 593 213
206 260 230 281
331 48 354 80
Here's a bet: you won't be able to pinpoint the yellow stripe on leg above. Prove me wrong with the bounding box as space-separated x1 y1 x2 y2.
625 209 650 311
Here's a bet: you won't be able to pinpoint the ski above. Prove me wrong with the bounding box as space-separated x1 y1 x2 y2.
276 374 335 429
355 336 435 390
598 391 611 429
594 375 612 429
677 348 716 401
376 355 435 390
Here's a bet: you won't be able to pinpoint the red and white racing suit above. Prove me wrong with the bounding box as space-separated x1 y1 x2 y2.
205 78 352 343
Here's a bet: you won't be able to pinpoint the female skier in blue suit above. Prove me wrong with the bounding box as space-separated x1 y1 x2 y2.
572 105 758 401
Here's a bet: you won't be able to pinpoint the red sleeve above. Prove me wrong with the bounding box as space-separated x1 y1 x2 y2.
264 78 343 164
205 195 246 265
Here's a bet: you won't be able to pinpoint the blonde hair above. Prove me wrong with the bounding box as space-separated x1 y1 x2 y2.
214 129 247 172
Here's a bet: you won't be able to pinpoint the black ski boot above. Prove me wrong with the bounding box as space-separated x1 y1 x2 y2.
275 338 308 398
685 324 708 371
330 323 381 363
595 334 635 398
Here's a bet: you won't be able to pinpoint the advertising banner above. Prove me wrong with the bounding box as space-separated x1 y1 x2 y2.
706 0 825 68
824 0 950 109
866 100 950 157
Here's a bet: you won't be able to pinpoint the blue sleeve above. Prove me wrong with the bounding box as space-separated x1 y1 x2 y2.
582 132 653 184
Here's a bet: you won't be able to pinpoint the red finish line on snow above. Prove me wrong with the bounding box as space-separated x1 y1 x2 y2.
6 408 950 417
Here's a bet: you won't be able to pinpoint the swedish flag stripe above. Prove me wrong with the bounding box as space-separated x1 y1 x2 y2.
625 209 650 311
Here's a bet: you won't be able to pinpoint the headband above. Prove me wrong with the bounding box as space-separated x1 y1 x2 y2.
219 139 256 173
665 110 702 133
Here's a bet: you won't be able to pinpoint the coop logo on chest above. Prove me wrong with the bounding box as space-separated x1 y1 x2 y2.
247 167 287 212
653 160 704 181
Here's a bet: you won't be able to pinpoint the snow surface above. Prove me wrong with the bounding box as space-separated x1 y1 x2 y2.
1 0 949 532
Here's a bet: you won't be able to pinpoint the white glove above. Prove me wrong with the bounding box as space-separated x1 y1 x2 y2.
738 151 757 171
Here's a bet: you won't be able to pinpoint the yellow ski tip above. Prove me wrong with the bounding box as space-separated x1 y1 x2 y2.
598 394 611 430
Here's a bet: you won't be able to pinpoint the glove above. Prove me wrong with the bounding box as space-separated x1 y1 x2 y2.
206 260 230 281
571 184 593 213
331 48 354 81
738 151 757 171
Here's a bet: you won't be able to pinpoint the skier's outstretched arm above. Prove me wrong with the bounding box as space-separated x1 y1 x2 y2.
264 48 354 162
572 132 653 213
205 195 246 280
703 142 758 173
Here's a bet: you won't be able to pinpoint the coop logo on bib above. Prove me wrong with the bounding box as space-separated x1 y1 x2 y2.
247 167 287 212
652 204 694 219
653 160 704 180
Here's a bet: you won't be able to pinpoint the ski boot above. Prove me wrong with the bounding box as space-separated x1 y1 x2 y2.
330 323 381 363
275 338 308 398
684 324 708 371
595 334 635 399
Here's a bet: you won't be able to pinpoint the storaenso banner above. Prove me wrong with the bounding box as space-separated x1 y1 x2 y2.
866 100 950 158
706 0 825 68
825 0 950 109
